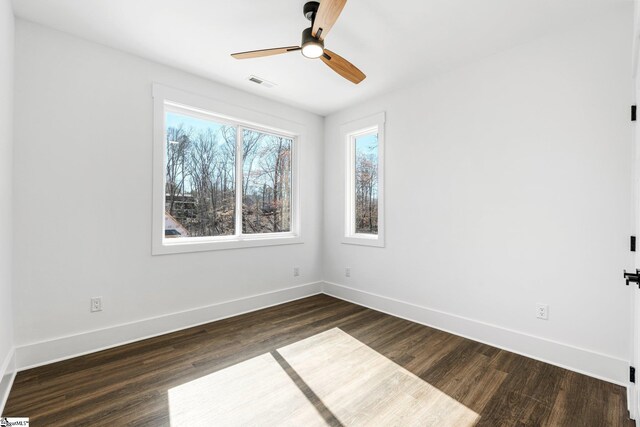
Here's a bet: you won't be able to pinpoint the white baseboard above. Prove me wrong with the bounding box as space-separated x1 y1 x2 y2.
0 347 16 416
322 281 629 386
11 280 629 389
16 282 323 371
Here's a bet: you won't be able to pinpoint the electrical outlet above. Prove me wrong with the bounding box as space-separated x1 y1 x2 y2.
90 297 103 312
345 267 351 278
293 267 300 277
536 304 548 320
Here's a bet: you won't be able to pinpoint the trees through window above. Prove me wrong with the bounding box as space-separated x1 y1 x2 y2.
343 112 385 247
163 108 294 241
354 133 378 234
242 129 292 234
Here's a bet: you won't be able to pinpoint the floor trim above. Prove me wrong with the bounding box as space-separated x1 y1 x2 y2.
0 347 16 415
12 281 629 388
322 281 629 386
15 282 323 371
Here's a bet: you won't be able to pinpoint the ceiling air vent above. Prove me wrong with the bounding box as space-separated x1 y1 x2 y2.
248 75 276 88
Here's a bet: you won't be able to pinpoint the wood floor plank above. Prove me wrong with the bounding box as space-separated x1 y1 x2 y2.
2 295 634 426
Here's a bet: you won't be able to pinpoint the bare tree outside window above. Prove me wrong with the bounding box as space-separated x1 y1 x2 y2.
154 88 302 254
164 112 236 238
354 133 378 234
242 129 292 234
164 111 293 239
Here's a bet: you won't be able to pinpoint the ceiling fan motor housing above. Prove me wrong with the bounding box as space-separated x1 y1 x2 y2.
303 1 320 21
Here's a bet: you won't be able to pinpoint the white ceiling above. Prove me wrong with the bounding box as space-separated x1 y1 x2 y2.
12 0 630 115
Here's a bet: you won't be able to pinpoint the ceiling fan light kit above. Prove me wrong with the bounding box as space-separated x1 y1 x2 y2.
231 0 365 84
301 27 324 59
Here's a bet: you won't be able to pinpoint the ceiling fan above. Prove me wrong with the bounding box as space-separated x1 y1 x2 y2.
231 0 366 84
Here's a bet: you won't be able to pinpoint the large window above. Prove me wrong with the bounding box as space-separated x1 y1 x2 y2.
343 113 385 247
153 85 300 254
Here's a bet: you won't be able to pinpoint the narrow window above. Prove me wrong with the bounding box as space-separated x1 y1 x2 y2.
354 132 378 235
342 113 385 247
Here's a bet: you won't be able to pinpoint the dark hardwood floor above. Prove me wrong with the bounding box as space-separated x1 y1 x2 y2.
3 294 634 426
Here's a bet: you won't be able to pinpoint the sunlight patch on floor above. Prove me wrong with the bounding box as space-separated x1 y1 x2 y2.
168 328 479 426
168 351 324 425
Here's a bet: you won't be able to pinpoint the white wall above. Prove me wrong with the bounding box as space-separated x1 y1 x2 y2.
12 20 324 367
7 2 635 389
324 5 633 384
0 0 15 412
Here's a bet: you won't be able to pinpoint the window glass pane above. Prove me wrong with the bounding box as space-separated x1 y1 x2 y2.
164 111 236 238
354 132 378 234
242 129 292 234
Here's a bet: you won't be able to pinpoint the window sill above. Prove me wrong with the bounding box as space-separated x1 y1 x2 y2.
153 234 303 255
342 235 385 248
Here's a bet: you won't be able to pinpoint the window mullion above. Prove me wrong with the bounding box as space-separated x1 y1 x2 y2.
235 126 244 237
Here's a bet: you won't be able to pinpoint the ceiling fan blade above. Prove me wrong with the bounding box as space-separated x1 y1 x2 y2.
320 49 366 84
312 0 347 41
231 46 301 59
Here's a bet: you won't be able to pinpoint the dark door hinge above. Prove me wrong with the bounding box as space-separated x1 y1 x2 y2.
632 105 637 122
624 270 640 287
631 236 636 252
631 366 636 383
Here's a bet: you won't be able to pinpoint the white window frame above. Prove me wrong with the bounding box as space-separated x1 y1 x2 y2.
342 112 385 247
152 83 302 255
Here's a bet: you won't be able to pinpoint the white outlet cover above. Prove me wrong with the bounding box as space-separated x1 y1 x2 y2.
91 297 103 312
536 304 548 320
